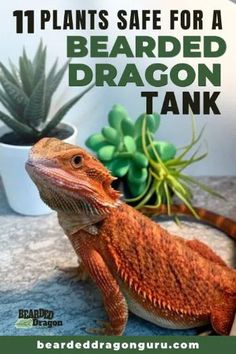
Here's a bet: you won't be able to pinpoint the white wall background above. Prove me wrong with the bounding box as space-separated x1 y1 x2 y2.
0 0 235 175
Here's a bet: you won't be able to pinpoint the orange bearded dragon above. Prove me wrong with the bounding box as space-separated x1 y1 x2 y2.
26 137 236 336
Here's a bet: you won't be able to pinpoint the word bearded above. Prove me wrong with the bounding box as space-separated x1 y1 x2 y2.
68 35 226 115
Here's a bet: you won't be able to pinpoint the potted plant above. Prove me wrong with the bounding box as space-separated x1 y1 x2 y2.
0 41 93 215
86 105 222 218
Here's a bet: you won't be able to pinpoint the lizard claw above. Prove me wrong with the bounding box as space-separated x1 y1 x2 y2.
55 264 89 282
86 327 107 335
198 329 214 336
86 320 120 335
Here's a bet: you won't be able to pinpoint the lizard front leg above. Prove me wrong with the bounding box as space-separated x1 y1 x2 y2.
77 240 128 335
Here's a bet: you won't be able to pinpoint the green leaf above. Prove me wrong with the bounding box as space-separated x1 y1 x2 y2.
125 173 152 203
24 75 46 128
19 56 33 97
102 126 120 146
172 186 199 219
42 83 94 135
113 104 128 114
44 60 69 120
51 60 69 89
163 181 172 215
85 133 107 152
121 118 135 137
128 165 148 184
0 88 23 123
173 125 206 164
135 113 160 136
148 141 177 162
110 157 130 177
178 174 224 200
33 46 46 86
0 110 36 137
47 58 58 83
9 59 21 86
23 48 34 76
33 40 43 68
129 181 147 197
134 113 144 136
135 179 158 209
0 62 20 87
98 145 115 161
152 113 161 132
0 75 29 114
135 134 149 153
124 136 136 153
108 105 128 131
0 89 9 108
103 160 115 172
133 152 148 168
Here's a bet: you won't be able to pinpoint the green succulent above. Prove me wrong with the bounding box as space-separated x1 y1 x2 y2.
86 105 222 217
0 40 93 144
86 105 177 197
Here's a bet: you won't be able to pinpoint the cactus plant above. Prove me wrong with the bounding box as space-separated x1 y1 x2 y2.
0 40 93 145
86 105 177 197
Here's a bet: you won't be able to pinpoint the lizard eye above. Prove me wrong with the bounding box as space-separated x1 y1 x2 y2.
71 155 83 168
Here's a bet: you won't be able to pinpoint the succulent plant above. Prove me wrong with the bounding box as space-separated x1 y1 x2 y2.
86 105 222 217
86 105 177 197
0 40 93 144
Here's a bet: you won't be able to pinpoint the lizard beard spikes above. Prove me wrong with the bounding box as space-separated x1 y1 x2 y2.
38 184 111 217
85 166 121 202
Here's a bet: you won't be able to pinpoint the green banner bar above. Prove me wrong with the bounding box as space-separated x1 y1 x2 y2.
0 336 236 354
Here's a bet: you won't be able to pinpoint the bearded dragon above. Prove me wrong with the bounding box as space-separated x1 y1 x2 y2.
26 137 236 336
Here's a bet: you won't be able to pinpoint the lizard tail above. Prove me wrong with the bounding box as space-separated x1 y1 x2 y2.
142 204 236 240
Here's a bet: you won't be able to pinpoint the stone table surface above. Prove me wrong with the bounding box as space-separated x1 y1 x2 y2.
0 177 235 336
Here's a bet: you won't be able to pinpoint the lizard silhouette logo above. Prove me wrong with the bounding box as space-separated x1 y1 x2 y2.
15 309 63 329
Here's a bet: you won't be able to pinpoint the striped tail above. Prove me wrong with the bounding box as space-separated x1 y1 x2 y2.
142 204 236 240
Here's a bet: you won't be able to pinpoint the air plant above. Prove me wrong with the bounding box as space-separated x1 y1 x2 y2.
126 114 223 218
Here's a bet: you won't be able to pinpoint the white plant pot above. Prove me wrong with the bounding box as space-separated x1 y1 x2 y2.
0 123 78 216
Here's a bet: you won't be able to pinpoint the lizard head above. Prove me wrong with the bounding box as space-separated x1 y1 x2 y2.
26 138 121 217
